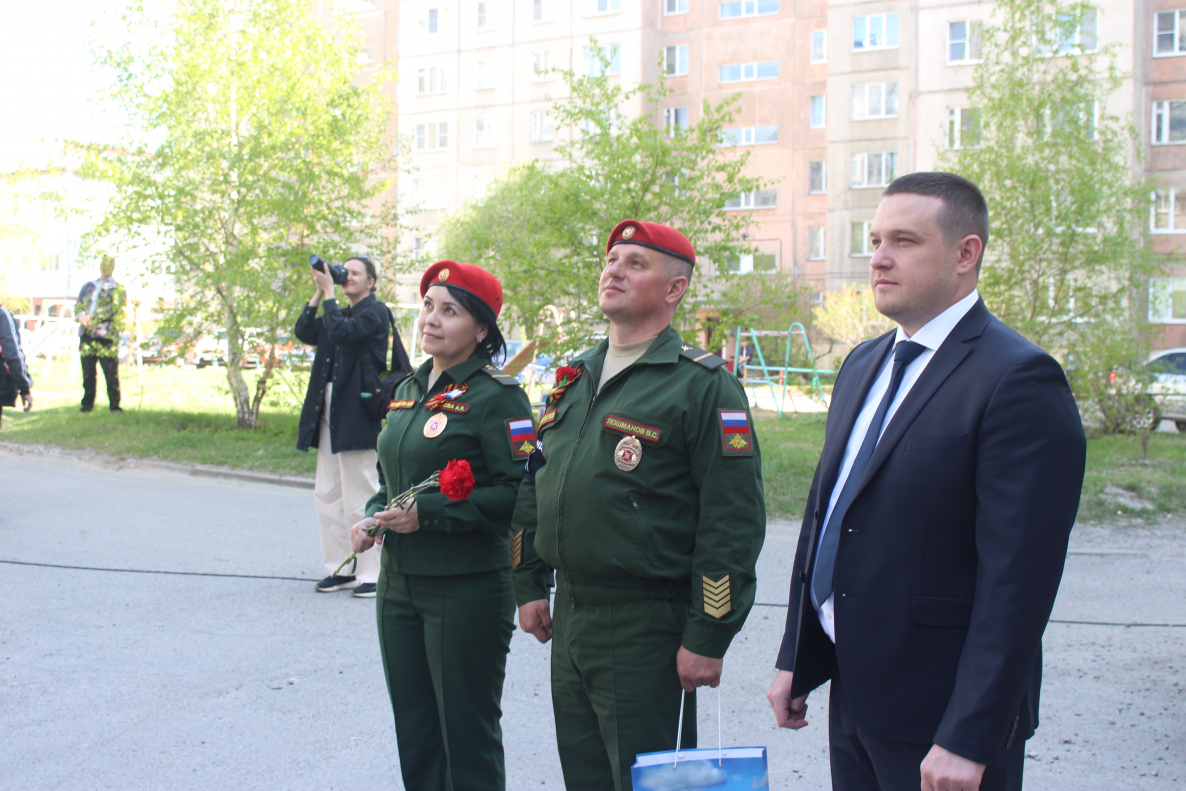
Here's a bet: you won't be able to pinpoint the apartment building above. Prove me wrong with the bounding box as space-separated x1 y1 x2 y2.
345 0 1185 348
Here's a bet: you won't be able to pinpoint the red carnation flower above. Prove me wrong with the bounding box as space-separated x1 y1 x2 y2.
556 365 579 384
439 459 476 501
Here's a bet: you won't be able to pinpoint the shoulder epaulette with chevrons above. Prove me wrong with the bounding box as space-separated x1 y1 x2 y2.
678 344 727 370
482 364 522 386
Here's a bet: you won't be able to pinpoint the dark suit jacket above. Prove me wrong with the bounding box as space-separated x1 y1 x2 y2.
775 298 1086 767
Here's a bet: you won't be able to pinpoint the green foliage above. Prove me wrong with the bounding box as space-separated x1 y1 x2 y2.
439 48 770 351
938 0 1163 436
84 0 402 428
810 283 894 350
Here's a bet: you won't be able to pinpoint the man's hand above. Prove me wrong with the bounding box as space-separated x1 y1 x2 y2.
675 646 722 692
518 599 552 643
920 744 986 791
766 669 810 730
20 391 33 412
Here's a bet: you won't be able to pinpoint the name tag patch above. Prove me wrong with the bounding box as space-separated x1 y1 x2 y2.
718 410 755 456
538 409 559 431
389 399 416 410
438 401 471 414
602 414 662 444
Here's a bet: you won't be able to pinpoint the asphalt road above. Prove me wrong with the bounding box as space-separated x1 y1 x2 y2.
1 446 1183 790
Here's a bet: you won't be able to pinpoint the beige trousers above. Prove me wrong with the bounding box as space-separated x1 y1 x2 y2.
314 384 380 583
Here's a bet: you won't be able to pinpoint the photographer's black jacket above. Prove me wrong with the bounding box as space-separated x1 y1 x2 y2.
294 295 389 453
0 306 32 407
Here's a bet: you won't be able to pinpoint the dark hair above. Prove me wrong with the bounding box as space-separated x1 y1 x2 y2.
883 172 989 268
346 256 378 294
442 284 506 363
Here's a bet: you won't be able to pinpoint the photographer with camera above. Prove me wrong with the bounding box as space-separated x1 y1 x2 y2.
295 255 391 598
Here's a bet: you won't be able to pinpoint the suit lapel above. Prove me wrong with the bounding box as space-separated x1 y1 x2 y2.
856 299 992 490
818 332 895 505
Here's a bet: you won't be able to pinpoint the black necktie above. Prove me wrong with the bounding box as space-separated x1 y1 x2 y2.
812 340 926 606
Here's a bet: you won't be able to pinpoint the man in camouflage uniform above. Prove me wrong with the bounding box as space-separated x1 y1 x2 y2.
75 255 125 413
512 220 766 791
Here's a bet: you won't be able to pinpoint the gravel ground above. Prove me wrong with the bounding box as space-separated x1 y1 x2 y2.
0 446 1183 789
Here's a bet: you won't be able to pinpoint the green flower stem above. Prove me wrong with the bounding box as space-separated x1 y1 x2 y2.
331 472 441 577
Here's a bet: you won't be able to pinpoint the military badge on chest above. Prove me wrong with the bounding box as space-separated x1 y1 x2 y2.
614 435 643 471
422 383 470 438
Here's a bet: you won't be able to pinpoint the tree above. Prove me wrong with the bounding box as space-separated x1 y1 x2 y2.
439 50 769 352
939 0 1162 434
86 0 400 428
810 283 894 351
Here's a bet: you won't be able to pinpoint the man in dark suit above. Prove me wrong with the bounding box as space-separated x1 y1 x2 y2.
767 172 1086 791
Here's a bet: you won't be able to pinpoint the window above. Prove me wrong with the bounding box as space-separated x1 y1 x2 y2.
413 179 445 209
664 45 689 76
1052 10 1097 53
1153 100 1186 144
531 51 552 81
1152 189 1186 232
719 60 779 83
851 152 898 188
426 7 440 33
532 0 547 22
851 220 873 256
808 161 826 193
720 125 779 146
664 106 689 135
809 95 826 128
584 44 621 76
719 0 779 20
417 66 447 95
1043 101 1097 140
474 117 496 148
595 0 621 12
530 112 554 143
414 121 449 150
852 82 899 120
476 1 488 27
724 189 778 210
948 107 982 149
810 30 827 63
666 0 689 14
948 21 982 63
728 253 778 273
475 61 494 89
357 47 376 65
852 13 900 51
1155 10 1186 56
1149 277 1186 322
808 226 826 260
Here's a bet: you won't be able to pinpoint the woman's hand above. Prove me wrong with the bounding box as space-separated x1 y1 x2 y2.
372 499 420 534
310 264 335 299
350 517 380 553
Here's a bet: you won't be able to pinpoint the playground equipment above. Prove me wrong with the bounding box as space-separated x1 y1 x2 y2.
731 323 837 417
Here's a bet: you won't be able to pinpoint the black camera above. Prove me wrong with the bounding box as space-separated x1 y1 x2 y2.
309 254 349 286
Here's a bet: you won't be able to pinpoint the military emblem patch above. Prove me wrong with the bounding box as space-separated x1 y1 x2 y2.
703 574 732 618
506 417 537 458
509 529 524 568
718 410 755 457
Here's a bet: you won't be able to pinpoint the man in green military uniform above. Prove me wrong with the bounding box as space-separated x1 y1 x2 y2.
512 220 766 791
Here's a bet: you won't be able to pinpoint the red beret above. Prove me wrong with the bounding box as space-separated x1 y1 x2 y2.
606 220 696 267
420 260 504 318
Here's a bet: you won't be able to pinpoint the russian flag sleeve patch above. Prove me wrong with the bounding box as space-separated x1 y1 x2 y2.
506 417 537 458
718 410 755 457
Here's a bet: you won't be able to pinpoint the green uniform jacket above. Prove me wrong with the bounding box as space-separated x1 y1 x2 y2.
511 326 766 659
366 354 536 576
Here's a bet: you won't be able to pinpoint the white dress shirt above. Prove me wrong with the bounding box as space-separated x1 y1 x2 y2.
814 290 980 641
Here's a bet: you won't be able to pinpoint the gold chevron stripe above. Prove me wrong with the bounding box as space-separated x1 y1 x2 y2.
509 530 524 568
702 574 732 618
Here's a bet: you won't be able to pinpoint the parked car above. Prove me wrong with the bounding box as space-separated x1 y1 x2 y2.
1145 347 1186 431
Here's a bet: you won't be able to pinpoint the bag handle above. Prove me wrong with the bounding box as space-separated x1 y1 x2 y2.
672 686 724 768
384 304 412 376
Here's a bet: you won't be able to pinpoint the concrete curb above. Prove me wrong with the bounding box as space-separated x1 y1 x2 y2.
0 442 316 489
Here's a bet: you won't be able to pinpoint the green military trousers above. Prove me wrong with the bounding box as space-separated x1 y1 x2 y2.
550 583 698 791
376 565 514 791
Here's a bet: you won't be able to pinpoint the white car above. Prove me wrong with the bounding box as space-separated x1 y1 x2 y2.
1146 347 1186 431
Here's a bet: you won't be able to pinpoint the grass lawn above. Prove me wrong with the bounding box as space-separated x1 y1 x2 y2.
3 358 1182 524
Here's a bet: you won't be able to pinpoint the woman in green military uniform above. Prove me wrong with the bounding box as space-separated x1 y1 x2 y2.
350 260 534 791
